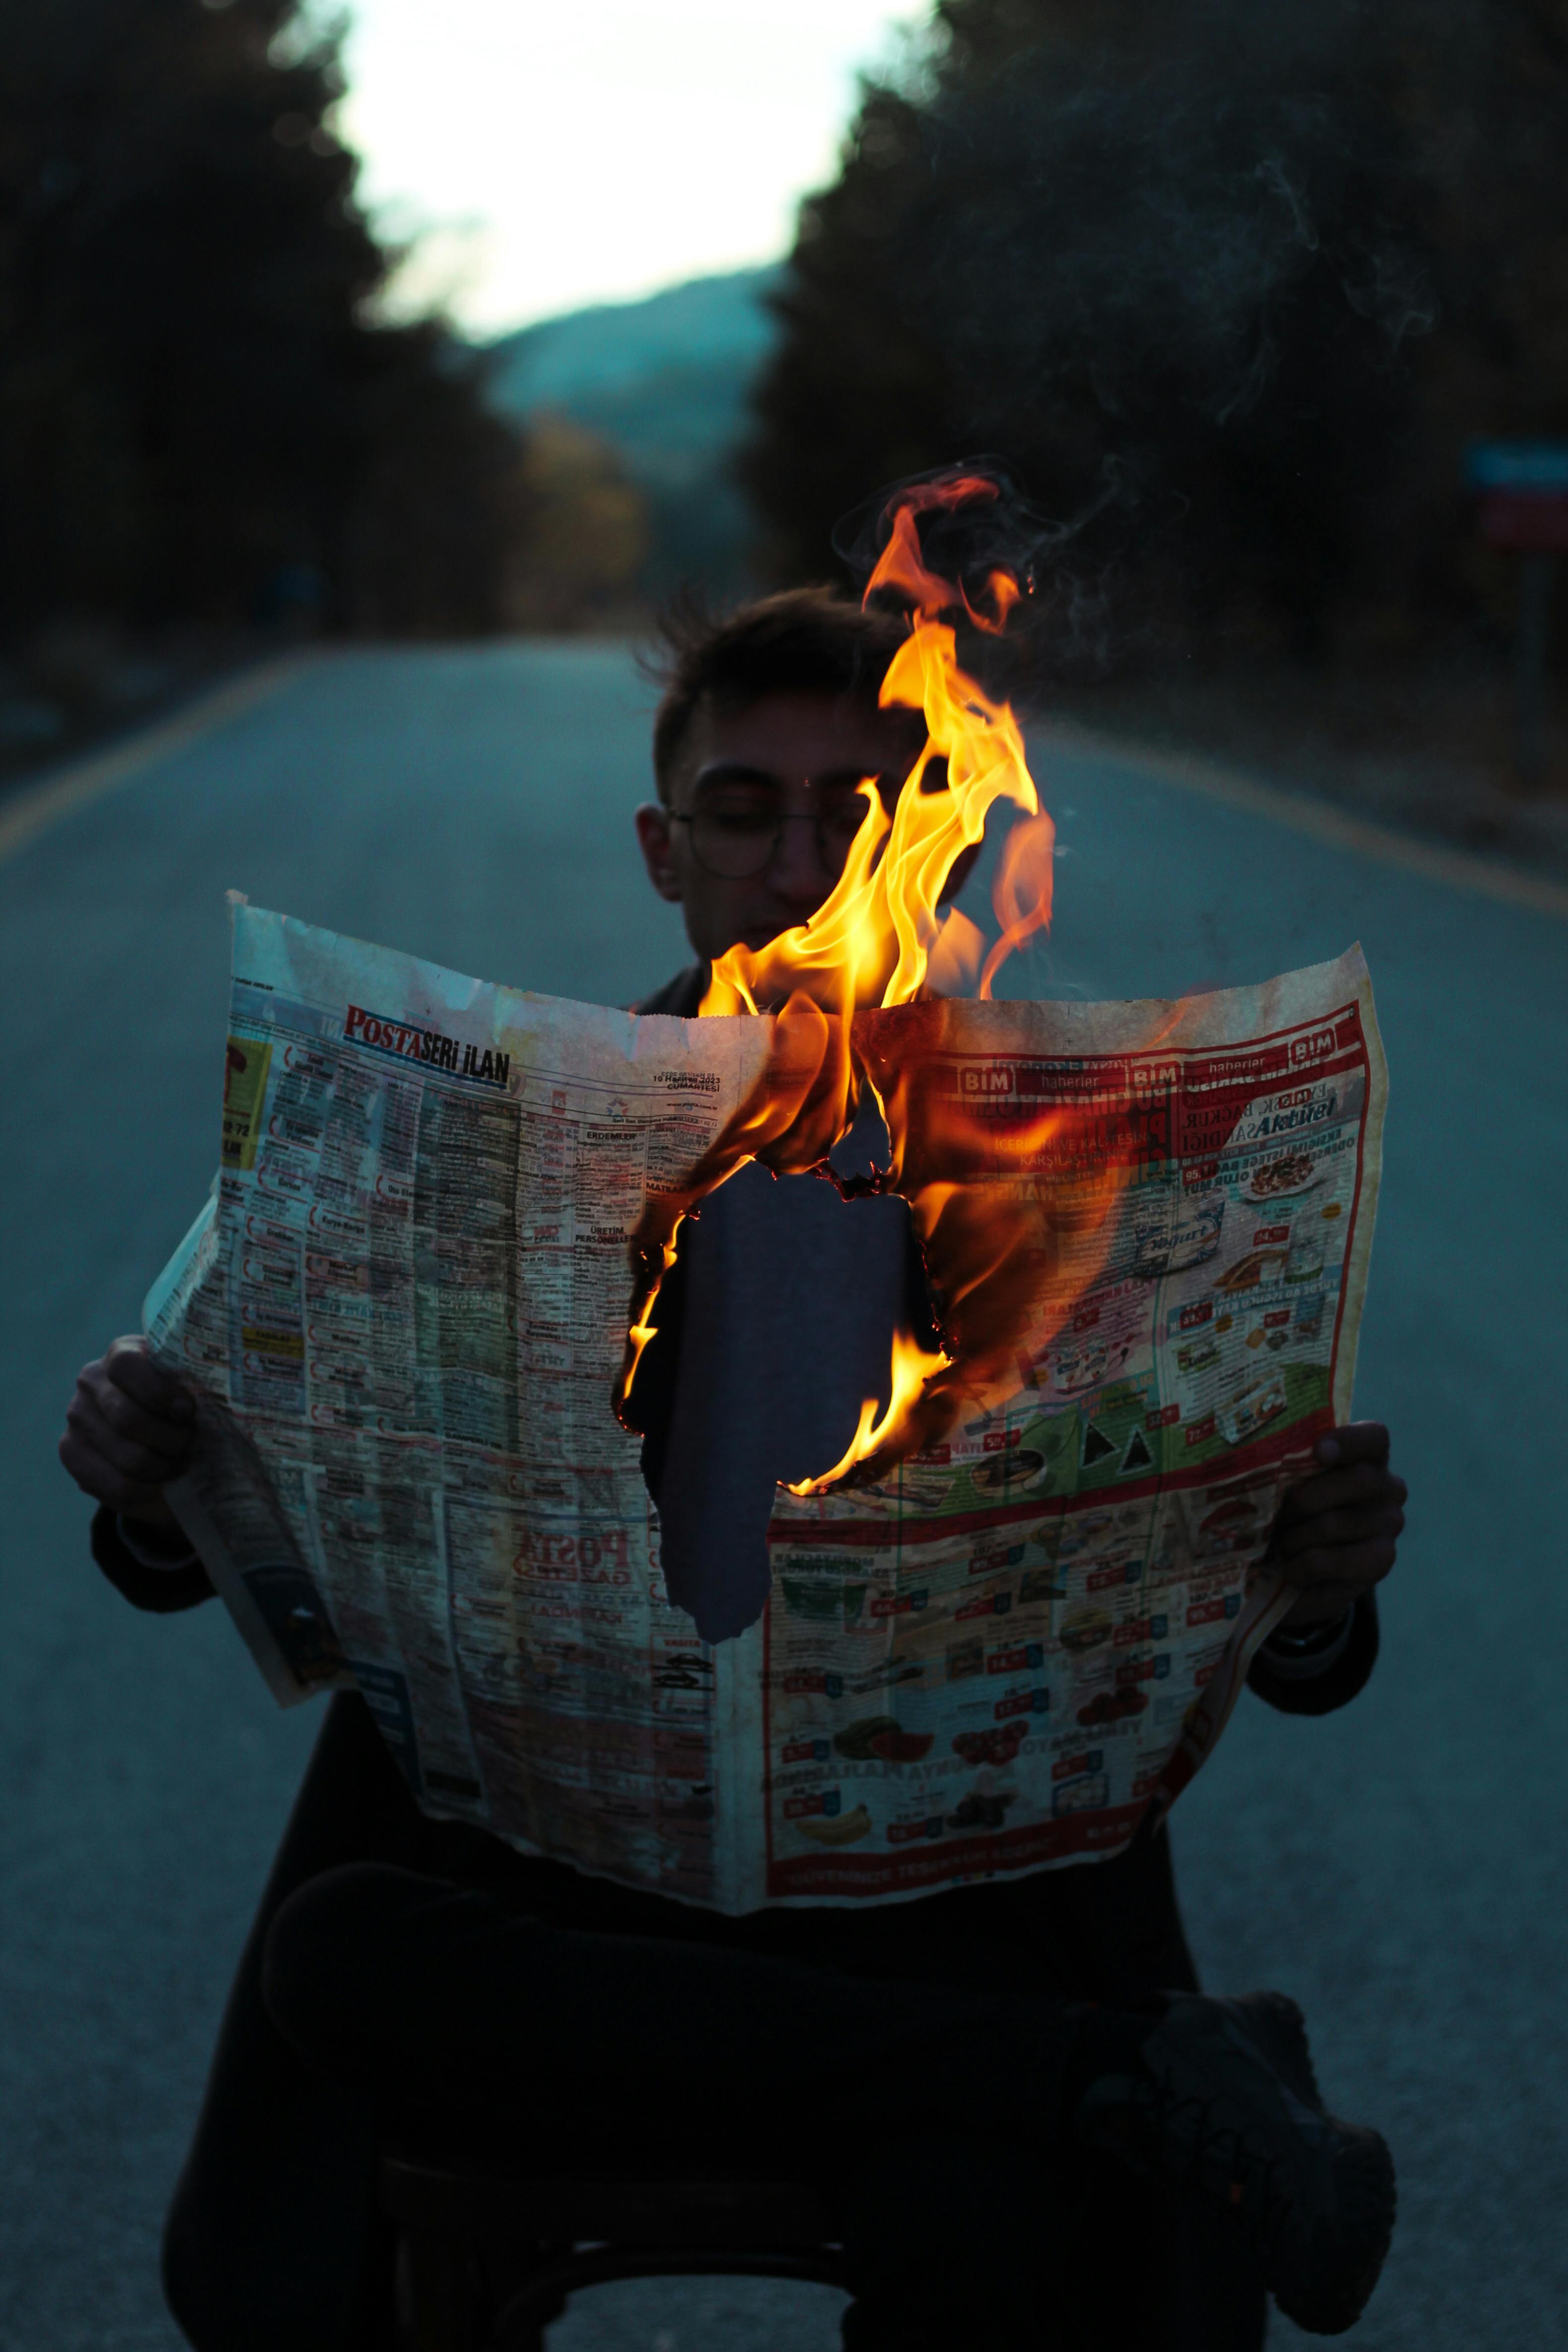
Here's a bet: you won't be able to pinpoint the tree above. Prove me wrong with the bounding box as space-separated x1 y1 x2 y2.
742 0 1568 664
501 416 649 632
0 0 530 644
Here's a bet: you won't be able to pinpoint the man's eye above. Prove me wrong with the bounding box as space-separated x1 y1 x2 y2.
821 797 872 840
704 803 778 833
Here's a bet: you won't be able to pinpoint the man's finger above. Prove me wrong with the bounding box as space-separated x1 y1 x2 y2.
1278 1468 1401 1543
1273 1504 1404 1560
65 1393 185 1488
1311 1420 1390 1471
1274 1582 1369 1627
1276 1462 1406 1527
1276 1534 1398 1593
85 1369 196 1460
103 1338 195 1422
58 1429 172 1515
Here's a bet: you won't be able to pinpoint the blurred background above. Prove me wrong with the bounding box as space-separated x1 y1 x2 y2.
4 6 1568 2351
4 0 1568 836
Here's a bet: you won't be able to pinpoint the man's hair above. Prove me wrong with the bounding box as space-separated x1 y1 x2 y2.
648 587 912 803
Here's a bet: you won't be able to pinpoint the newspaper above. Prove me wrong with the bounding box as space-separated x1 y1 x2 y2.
147 903 1386 1913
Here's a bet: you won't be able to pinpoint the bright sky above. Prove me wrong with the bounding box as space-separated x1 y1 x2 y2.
336 2 926 335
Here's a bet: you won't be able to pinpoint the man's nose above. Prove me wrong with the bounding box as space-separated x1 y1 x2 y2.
768 814 836 905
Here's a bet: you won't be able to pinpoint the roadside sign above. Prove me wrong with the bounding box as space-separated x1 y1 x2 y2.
1466 441 1568 550
1465 443 1568 491
1464 443 1568 781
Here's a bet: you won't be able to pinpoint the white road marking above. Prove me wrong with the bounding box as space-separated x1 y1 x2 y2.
1033 718 1568 923
0 653 316 870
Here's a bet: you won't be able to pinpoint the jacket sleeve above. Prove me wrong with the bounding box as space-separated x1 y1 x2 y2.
1247 1592 1379 1718
91 1504 216 1614
633 965 708 1018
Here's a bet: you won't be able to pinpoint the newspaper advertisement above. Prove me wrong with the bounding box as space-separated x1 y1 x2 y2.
147 903 1386 1913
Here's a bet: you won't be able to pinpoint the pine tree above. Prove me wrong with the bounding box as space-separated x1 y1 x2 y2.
0 0 529 642
741 0 1568 664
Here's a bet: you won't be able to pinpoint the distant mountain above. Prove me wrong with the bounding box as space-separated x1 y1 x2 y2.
487 267 780 411
482 267 782 596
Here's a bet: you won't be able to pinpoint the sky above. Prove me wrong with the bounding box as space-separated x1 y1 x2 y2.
336 1 925 336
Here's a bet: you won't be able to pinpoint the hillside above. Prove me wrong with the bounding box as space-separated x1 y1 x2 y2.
483 267 781 596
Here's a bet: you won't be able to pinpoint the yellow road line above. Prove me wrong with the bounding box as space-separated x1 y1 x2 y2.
1033 717 1568 923
0 652 316 870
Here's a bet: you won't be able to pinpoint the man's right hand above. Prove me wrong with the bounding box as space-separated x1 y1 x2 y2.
60 1337 195 1526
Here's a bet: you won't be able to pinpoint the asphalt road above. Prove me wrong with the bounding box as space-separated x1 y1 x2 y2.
2 643 1565 2352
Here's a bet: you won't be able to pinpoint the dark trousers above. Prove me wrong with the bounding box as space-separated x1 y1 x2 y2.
162 1696 1267 2352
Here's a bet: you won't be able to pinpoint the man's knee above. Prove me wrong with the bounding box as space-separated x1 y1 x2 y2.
261 1859 553 2115
261 1861 437 2071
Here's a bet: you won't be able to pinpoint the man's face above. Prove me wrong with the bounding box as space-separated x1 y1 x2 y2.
635 691 922 961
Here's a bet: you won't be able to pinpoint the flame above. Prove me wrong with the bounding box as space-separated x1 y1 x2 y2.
865 474 1021 636
618 477 1112 1489
925 905 986 996
784 1326 953 1497
697 613 1038 1026
979 808 1055 999
843 1003 1183 1484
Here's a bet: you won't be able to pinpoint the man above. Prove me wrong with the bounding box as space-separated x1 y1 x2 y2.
62 589 1407 2351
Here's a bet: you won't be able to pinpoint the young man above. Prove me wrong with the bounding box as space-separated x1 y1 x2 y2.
62 591 1406 2352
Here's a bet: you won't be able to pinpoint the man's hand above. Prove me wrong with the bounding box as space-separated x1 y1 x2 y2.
59 1337 195 1527
1268 1422 1405 1628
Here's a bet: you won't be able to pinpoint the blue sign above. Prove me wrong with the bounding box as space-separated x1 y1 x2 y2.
1465 441 1568 493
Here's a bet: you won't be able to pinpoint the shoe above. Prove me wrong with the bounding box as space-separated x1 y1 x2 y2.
1074 1990 1395 2335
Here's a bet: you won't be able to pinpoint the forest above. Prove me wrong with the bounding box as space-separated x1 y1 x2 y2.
743 0 1568 674
0 0 532 663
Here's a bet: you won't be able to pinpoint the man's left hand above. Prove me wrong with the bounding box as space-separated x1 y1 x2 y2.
1267 1422 1406 1628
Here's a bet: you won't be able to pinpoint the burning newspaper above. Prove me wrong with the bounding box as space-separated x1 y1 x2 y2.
147 903 1385 1913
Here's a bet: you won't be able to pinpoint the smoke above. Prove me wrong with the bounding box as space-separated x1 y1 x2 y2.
913 60 1434 437
832 458 1068 596
833 459 1129 685
847 9 1441 658
743 0 1564 658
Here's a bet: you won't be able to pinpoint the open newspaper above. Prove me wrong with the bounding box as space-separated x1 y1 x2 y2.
148 904 1386 1913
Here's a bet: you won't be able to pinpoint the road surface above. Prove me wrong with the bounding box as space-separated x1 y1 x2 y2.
1 644 1565 2351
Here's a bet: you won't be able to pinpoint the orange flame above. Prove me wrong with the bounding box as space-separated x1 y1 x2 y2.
697 614 1038 1025
784 1325 953 1497
843 996 1184 1483
618 479 1099 1486
979 809 1055 999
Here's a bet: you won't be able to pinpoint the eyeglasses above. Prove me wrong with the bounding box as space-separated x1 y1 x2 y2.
670 775 885 880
